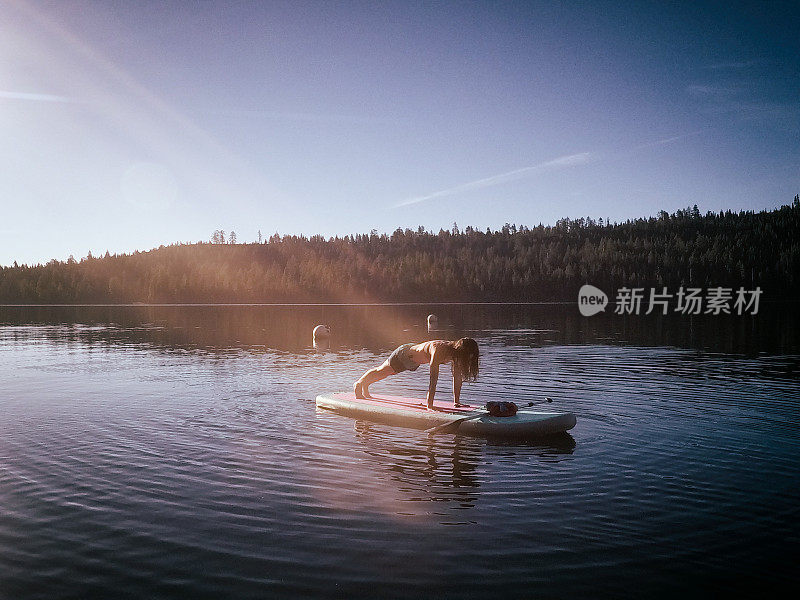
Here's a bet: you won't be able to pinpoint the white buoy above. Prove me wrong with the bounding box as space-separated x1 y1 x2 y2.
427 314 438 331
313 338 331 351
313 324 331 340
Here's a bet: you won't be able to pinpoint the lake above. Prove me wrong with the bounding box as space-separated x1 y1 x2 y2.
1 304 798 598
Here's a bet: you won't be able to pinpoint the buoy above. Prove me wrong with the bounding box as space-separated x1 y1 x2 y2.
427 314 438 331
313 338 331 351
313 324 331 340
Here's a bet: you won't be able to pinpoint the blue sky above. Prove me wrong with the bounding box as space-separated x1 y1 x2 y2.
1 0 798 266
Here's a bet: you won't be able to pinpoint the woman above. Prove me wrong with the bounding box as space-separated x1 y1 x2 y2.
354 338 479 409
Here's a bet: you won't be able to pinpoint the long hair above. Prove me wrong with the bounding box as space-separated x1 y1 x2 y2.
452 337 479 382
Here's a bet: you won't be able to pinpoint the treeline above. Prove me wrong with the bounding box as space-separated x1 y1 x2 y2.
2 199 799 304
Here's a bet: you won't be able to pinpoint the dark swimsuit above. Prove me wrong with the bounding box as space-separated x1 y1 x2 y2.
388 343 420 373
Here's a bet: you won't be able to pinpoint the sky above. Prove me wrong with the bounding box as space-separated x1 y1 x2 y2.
0 0 798 266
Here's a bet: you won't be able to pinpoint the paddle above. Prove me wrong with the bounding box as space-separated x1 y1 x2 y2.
425 397 553 435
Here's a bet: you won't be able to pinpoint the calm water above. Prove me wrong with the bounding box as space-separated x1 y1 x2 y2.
1 305 798 599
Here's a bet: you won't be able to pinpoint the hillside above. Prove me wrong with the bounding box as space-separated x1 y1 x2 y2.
2 199 798 304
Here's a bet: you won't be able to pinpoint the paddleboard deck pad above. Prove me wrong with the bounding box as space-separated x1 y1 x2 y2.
316 392 576 438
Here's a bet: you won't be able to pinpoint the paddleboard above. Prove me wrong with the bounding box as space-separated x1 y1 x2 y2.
315 391 576 438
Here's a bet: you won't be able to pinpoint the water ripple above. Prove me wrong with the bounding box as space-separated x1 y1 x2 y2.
1 317 798 598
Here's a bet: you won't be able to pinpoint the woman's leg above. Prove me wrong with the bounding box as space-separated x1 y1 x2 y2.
354 360 395 398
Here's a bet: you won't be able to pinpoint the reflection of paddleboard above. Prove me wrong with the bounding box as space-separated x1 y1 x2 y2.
315 392 576 438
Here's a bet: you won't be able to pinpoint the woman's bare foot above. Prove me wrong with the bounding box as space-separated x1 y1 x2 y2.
362 385 372 398
354 381 365 399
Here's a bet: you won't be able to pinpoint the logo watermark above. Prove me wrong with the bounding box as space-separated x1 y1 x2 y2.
578 285 762 316
578 284 609 317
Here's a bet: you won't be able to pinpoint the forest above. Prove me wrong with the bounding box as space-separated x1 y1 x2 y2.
1 198 798 304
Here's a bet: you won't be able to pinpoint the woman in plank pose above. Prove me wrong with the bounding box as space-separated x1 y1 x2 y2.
354 338 479 409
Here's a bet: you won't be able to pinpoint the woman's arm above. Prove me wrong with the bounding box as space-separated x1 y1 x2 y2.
427 363 439 408
426 345 443 408
452 364 463 406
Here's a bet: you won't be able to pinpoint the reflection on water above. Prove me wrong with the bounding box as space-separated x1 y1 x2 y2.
0 302 797 355
349 422 577 521
0 305 798 598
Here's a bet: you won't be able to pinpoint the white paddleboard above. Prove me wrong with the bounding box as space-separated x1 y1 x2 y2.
316 391 576 438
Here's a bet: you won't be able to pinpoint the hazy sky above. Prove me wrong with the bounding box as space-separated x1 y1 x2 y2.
1 0 798 265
